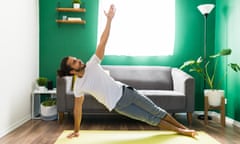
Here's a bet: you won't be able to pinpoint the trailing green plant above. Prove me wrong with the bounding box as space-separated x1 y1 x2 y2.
41 98 56 106
180 48 240 89
37 77 48 87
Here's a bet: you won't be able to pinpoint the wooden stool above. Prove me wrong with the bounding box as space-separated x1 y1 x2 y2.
204 96 225 127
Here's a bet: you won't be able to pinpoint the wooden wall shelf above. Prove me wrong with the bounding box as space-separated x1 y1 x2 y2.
56 7 86 24
56 20 86 24
56 8 86 12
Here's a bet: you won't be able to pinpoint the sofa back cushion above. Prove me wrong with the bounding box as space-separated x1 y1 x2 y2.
103 66 173 90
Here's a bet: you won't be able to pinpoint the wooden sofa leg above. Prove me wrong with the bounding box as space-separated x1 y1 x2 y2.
58 112 64 124
187 112 192 125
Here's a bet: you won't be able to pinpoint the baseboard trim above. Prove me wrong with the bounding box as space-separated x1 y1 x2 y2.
0 114 31 138
194 111 240 128
233 120 240 128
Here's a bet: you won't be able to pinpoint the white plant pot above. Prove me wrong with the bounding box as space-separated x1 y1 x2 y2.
40 104 57 120
38 86 47 92
73 3 80 8
204 89 224 107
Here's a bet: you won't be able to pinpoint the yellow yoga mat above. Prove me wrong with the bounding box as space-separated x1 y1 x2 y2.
54 130 220 144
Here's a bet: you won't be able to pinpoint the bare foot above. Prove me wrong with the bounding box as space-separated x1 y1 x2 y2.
178 129 197 138
67 132 79 139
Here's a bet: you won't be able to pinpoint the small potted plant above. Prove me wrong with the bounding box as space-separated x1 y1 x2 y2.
72 0 81 8
37 77 48 91
180 48 239 106
40 98 57 120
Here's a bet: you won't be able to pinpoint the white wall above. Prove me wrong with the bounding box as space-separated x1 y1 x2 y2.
0 1 39 137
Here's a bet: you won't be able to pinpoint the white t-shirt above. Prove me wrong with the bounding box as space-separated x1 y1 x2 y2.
74 54 123 111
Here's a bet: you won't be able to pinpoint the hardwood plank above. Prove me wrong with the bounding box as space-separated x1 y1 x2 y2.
0 113 240 144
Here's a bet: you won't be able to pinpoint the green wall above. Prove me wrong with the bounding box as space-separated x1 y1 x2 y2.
40 0 216 111
215 0 240 121
40 0 99 84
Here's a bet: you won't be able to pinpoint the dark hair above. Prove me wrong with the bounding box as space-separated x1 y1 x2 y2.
57 56 73 77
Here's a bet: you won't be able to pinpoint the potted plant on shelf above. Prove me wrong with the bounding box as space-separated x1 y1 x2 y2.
40 98 57 120
72 0 81 8
180 48 240 106
37 77 48 91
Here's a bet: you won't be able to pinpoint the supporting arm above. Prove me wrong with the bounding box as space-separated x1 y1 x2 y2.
67 96 84 138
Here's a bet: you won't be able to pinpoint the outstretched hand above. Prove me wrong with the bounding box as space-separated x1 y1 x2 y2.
67 132 79 139
104 4 116 20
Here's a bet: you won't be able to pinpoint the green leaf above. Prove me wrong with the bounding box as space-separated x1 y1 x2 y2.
42 98 56 106
73 0 81 3
196 57 203 64
37 77 48 86
189 68 202 73
210 49 232 58
229 63 240 72
180 60 195 69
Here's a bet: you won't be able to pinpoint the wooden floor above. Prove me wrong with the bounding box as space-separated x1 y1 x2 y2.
0 113 240 144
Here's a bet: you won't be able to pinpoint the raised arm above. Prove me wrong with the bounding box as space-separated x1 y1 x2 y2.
95 4 116 60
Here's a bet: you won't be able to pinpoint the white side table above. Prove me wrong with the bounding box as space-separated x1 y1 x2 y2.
31 89 57 119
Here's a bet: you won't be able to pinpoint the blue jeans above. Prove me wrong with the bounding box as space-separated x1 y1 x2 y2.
114 86 167 126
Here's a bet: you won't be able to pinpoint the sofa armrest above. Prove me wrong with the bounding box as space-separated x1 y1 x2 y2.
171 68 195 112
56 77 67 112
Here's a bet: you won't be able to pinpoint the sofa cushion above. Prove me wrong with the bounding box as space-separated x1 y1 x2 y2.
82 90 185 114
138 90 186 112
103 66 173 90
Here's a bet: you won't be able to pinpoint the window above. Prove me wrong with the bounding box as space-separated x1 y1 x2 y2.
98 0 175 56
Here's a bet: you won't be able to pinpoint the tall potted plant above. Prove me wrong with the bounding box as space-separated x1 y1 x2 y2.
180 48 240 106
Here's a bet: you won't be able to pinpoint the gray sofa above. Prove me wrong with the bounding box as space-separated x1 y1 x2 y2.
57 66 195 124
